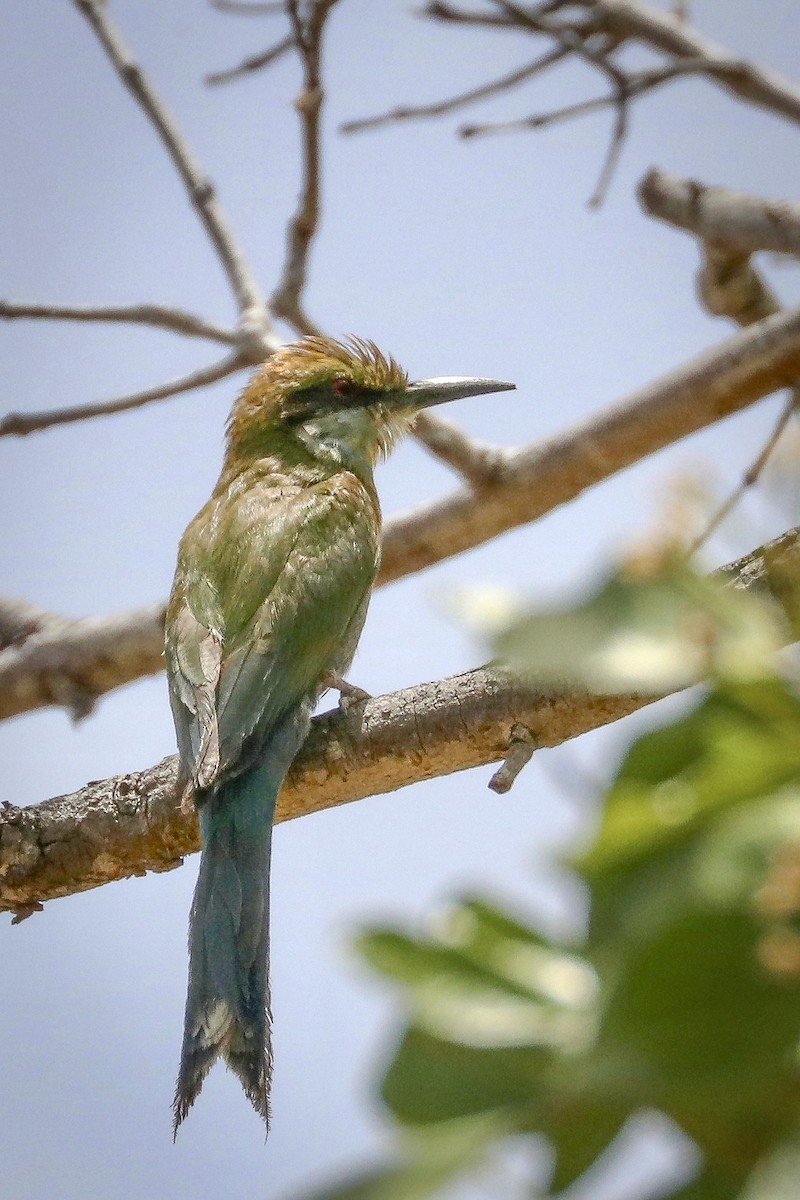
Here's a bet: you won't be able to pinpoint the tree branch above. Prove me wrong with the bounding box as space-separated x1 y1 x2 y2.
0 349 246 438
639 166 800 555
72 0 275 343
340 45 570 134
206 33 294 87
378 305 800 582
3 526 798 915
411 412 508 486
0 301 238 345
639 168 800 260
586 0 800 128
0 600 166 722
270 1 338 335
7 306 800 711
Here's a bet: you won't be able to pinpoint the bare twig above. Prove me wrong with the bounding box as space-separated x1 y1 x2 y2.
206 33 294 87
2 3 281 440
341 45 569 134
687 396 798 558
0 350 246 438
0 301 237 345
8 307 800 717
421 2 533 28
4 526 798 912
210 0 285 13
461 92 614 137
461 58 725 135
270 0 338 335
72 0 275 344
488 723 536 793
421 0 800 209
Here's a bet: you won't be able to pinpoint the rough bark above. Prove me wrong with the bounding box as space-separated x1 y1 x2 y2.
4 526 799 918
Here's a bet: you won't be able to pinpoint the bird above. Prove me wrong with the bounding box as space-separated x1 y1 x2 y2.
165 335 514 1134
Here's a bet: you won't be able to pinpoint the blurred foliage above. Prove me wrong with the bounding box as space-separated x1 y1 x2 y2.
305 554 800 1200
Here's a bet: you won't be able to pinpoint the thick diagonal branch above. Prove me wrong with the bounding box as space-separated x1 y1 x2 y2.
7 306 800 715
3 527 798 915
0 601 166 722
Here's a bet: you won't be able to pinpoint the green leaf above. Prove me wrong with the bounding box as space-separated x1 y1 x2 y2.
296 1114 514 1200
596 907 800 1121
475 559 786 693
381 1026 549 1125
356 907 597 1050
579 680 800 882
541 1099 630 1193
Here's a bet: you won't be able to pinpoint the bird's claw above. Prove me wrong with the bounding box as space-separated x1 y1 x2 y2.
322 672 372 714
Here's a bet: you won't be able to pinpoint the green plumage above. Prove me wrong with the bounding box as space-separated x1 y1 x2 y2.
165 335 513 1134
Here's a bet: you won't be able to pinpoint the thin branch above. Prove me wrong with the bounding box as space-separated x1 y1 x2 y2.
270 0 338 334
687 395 798 558
461 91 614 137
72 0 274 340
459 59 718 135
341 45 569 134
206 33 294 87
0 350 246 438
586 0 800 128
9 307 800 718
210 0 286 13
0 300 238 345
3 526 798 913
421 2 542 27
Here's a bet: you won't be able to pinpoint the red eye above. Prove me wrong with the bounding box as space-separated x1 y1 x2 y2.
331 377 356 398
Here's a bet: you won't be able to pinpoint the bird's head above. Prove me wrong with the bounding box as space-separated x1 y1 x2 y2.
226 336 514 467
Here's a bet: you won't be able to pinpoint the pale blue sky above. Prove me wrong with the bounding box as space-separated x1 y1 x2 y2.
2 3 800 1198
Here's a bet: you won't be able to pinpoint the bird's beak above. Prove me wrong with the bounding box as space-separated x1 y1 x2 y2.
402 376 516 410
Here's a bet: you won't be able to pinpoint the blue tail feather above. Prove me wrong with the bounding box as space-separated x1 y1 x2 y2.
173 707 309 1135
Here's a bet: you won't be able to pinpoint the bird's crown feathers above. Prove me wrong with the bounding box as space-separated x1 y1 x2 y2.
227 335 408 444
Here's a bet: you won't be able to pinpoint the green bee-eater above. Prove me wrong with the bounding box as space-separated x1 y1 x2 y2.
166 336 513 1133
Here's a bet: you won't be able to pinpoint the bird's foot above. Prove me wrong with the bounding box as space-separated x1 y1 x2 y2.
322 672 372 715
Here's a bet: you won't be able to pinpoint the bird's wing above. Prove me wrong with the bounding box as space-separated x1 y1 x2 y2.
166 475 379 793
